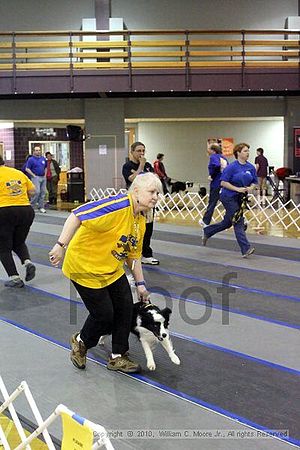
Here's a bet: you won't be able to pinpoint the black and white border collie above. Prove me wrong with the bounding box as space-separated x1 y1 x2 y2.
132 301 180 371
100 302 180 371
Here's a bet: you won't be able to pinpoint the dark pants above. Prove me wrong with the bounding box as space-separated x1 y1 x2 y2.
204 195 250 255
202 186 220 225
0 206 35 276
142 221 154 257
46 176 59 204
72 274 133 355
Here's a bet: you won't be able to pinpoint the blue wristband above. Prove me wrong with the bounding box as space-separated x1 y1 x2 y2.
135 281 146 287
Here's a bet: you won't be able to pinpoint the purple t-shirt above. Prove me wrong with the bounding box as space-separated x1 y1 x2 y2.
254 154 268 177
26 155 46 176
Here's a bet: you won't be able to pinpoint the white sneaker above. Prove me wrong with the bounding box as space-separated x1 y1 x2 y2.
199 219 208 228
39 208 46 213
141 256 159 265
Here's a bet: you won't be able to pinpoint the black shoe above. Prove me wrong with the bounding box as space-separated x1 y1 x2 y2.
25 263 36 282
242 247 255 258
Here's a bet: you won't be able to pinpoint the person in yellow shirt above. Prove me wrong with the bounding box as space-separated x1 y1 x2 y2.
0 155 36 287
49 172 162 374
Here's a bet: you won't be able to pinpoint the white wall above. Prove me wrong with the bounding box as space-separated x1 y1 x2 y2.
137 119 284 189
112 0 297 29
0 0 297 31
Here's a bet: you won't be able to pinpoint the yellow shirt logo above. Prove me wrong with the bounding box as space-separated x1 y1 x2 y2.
6 179 23 196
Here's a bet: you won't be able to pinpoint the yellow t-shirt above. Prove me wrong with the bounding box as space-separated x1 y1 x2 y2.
62 193 146 289
0 166 34 207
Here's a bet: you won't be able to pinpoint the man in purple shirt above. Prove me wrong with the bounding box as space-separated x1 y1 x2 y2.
254 148 268 203
26 145 47 213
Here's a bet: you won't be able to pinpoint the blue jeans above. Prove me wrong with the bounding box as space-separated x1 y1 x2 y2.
204 194 251 255
30 176 47 209
202 186 220 225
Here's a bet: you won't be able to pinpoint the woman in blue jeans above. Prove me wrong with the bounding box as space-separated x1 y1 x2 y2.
202 143 257 257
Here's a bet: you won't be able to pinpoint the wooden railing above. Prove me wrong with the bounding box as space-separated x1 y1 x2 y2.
0 29 300 71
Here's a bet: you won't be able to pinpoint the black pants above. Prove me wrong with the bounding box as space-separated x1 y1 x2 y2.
0 206 35 277
72 274 133 355
142 221 154 258
46 176 59 204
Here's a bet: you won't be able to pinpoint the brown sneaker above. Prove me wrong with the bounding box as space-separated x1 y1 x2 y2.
107 355 141 373
70 333 87 369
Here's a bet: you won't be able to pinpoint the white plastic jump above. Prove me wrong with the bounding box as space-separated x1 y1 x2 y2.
0 376 114 450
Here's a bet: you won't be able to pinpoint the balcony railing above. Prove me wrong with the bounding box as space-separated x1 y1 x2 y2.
0 28 300 71
1 29 300 95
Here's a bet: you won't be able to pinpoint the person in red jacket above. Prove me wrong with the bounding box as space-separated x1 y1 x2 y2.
153 153 170 194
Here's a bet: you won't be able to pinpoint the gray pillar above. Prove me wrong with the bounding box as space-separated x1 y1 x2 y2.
84 98 126 195
95 0 110 30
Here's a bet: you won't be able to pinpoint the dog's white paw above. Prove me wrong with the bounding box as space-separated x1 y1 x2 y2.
147 362 156 371
171 354 180 365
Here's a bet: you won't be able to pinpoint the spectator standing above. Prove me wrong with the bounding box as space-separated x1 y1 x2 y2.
0 155 36 287
202 144 228 226
45 152 61 205
153 153 170 194
255 148 269 204
122 142 160 265
21 154 32 178
202 143 257 257
26 145 47 213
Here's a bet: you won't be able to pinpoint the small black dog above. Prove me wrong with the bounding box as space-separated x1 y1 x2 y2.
170 181 187 194
100 302 180 371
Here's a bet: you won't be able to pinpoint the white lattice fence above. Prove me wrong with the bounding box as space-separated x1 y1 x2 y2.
89 188 300 232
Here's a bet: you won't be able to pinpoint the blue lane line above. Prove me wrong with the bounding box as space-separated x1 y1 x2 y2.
153 249 300 280
27 240 300 302
171 331 300 377
2 263 300 332
4 258 300 331
150 287 300 331
144 265 300 304
1 280 300 378
1 317 299 448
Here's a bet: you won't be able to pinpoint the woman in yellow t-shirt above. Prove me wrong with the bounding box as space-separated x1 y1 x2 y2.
0 155 36 287
49 172 162 374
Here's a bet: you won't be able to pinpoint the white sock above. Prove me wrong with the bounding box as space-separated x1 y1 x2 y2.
24 259 31 266
10 275 20 281
111 353 122 359
76 334 83 343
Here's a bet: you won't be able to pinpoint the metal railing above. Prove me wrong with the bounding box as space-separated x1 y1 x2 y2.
1 28 300 72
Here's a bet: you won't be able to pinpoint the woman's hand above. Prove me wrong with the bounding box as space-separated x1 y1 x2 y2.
236 187 248 194
247 184 257 193
137 285 151 303
49 244 65 267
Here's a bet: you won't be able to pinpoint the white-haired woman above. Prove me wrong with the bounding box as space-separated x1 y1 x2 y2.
49 172 162 374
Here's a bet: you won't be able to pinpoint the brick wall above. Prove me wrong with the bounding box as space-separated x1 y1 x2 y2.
14 127 84 170
0 127 15 167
